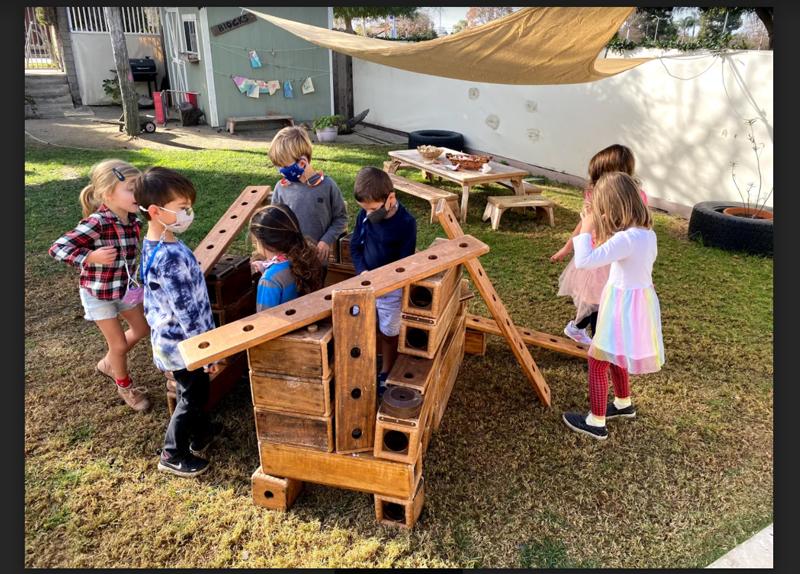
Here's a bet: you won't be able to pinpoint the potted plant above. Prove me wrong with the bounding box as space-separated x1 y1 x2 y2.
313 114 344 143
688 119 773 255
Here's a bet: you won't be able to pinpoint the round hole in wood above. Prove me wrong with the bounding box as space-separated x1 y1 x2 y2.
242 202 249 205
384 430 409 453
448 215 454 222
506 319 511 327
523 331 532 336
206 245 214 249
361 280 371 286
231 215 238 219
395 267 405 273
409 286 433 309
285 309 296 316
251 189 258 193
350 347 361 359
225 257 234 261
577 346 585 350
219 229 226 233
472 318 480 322
478 269 483 276
351 428 362 439
351 388 361 399
459 243 468 248
492 294 497 302
549 338 557 343
383 502 406 522
198 341 210 349
324 294 332 300
403 372 414 379
405 328 428 350
264 490 274 499
428 254 438 260
349 305 360 316
243 325 254 332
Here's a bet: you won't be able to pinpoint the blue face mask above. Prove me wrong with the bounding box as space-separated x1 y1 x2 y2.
279 159 306 182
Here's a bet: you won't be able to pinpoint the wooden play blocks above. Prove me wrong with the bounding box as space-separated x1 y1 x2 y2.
373 390 430 465
375 477 425 529
338 232 354 266
247 321 335 380
254 407 334 452
251 467 302 511
211 288 256 328
398 284 461 359
206 254 253 310
402 262 464 319
464 329 488 356
250 370 333 416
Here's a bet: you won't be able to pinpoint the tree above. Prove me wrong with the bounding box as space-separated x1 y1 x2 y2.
697 7 744 44
680 16 695 42
698 7 772 50
333 7 418 34
739 11 770 49
465 7 519 28
634 7 678 41
104 7 139 136
451 19 468 34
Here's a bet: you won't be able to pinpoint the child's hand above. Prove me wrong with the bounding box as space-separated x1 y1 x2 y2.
204 363 219 374
85 246 117 265
316 241 330 261
550 245 572 262
251 260 266 274
579 211 596 235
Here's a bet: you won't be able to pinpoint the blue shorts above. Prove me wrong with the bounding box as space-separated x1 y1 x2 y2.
79 288 137 321
375 289 402 337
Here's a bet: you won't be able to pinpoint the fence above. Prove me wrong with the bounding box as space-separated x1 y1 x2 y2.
25 7 60 70
67 7 160 35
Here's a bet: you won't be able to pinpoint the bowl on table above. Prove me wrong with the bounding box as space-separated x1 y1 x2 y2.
416 145 444 164
445 153 493 170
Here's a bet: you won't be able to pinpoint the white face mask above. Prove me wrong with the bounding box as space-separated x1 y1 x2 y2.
141 205 195 234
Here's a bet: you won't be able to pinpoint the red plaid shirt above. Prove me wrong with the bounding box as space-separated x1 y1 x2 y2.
49 205 143 301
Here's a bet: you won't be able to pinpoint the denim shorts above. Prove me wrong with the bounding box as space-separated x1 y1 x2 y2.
79 288 137 321
375 288 402 337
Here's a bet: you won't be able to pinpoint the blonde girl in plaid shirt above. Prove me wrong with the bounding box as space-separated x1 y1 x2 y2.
49 160 152 412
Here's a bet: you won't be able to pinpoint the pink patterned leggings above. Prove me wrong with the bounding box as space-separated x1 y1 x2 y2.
588 357 631 417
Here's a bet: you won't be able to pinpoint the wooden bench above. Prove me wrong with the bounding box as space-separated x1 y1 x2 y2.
482 195 555 230
387 173 460 224
383 161 442 185
226 115 294 134
495 179 544 195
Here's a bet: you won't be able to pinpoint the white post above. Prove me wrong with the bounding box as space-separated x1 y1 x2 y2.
390 15 396 39
722 10 729 34
198 8 219 127
654 17 660 41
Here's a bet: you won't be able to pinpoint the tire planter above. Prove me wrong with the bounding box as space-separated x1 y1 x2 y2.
688 201 773 256
408 130 464 151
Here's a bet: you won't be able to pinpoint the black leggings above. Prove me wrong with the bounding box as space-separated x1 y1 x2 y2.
576 311 598 337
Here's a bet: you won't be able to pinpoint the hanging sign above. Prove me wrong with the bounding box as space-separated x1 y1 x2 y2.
210 12 257 37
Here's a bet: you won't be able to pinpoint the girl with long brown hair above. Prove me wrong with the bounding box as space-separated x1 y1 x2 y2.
249 204 324 310
551 144 648 344
561 171 664 440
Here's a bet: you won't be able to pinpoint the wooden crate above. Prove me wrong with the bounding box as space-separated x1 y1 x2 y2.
385 353 437 395
254 407 334 452
333 288 377 454
165 351 248 415
251 467 302 511
402 263 464 319
247 321 334 380
250 370 333 416
206 254 252 310
464 329 488 356
258 442 422 499
374 477 425 529
325 262 357 287
432 313 467 431
398 285 461 359
328 229 348 264
373 390 431 465
212 287 256 328
339 232 354 266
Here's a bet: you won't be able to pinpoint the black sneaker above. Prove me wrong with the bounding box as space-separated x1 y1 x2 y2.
605 402 636 420
562 412 608 440
190 421 224 457
157 452 210 477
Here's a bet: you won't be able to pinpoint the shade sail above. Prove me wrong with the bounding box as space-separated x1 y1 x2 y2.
247 7 653 85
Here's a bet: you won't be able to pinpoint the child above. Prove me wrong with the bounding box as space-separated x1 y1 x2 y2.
133 167 222 477
266 126 348 278
349 167 417 399
551 144 648 345
49 159 151 412
561 171 664 440
249 203 324 311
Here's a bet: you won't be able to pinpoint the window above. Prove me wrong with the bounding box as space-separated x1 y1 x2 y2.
181 14 199 59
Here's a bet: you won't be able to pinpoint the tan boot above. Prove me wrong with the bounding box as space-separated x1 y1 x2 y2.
117 384 151 412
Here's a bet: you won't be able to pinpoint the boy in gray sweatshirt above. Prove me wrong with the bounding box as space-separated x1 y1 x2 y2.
264 127 348 276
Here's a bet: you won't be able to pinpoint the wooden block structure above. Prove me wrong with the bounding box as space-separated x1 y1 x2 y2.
338 233 354 266
398 282 462 359
251 467 302 511
375 477 425 529
165 351 248 415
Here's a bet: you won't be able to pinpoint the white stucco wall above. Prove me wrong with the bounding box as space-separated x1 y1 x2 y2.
71 33 166 105
353 51 773 213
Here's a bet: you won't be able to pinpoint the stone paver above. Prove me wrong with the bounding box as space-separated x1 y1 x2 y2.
707 524 773 568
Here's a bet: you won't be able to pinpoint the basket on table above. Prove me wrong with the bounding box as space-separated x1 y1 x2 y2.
445 153 493 170
416 146 444 163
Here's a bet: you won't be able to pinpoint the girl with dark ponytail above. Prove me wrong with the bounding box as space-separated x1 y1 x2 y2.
249 204 324 311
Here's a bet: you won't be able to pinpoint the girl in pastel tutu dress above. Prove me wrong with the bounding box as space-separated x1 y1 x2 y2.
551 145 648 345
561 172 664 440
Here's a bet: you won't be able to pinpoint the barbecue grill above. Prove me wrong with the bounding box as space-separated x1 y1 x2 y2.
110 57 158 97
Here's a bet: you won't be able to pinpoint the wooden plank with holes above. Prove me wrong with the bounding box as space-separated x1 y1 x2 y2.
333 288 377 454
178 237 490 370
254 407 334 452
435 199 552 406
258 441 421 499
386 353 436 395
465 314 589 359
194 186 272 275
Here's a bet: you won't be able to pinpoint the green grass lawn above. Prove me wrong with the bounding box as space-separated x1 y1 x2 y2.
24 144 773 568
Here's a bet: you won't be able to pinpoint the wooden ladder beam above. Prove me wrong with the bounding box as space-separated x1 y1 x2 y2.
177 236 490 370
465 314 589 359
435 199 552 406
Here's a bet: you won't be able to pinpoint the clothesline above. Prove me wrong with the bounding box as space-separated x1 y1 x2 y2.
211 43 330 75
212 69 330 84
211 41 324 55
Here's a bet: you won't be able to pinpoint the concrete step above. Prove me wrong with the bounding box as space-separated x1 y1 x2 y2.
25 84 71 99
24 74 69 88
30 102 76 114
27 93 74 107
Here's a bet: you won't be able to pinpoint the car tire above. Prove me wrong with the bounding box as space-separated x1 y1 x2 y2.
687 201 773 255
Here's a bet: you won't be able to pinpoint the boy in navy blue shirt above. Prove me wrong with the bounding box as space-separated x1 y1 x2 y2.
350 167 417 398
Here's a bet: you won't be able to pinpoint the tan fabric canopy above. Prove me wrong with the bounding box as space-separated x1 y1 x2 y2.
248 7 653 85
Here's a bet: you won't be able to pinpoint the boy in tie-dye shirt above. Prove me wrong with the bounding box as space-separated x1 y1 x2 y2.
133 167 222 478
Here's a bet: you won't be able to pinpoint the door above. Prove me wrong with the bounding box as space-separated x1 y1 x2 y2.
163 8 189 108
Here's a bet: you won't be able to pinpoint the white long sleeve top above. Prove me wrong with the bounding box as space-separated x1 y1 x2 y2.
573 227 657 290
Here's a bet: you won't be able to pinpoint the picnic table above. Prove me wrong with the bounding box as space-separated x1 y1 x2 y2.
387 148 530 223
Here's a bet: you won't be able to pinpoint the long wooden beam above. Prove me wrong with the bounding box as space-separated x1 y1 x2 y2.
194 185 272 276
435 199 551 406
178 236 490 370
465 314 589 359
